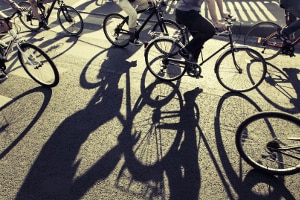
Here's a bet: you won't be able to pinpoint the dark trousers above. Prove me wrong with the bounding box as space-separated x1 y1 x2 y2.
175 9 215 60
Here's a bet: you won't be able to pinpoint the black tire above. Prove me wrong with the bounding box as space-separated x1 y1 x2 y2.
215 47 267 92
57 5 84 36
144 37 186 81
103 13 130 47
18 43 59 87
244 22 282 60
236 112 300 175
151 19 185 45
18 1 40 31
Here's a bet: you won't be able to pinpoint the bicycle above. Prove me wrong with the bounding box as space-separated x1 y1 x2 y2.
144 18 267 93
235 111 300 175
18 0 84 36
244 10 300 60
0 10 59 87
102 0 184 48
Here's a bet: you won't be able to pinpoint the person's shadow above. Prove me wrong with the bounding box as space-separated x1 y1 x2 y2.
15 46 137 199
165 87 203 200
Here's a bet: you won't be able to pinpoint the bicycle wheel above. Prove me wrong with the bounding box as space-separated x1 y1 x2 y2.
244 22 282 60
18 43 59 87
236 112 300 175
144 37 186 81
18 1 40 31
215 47 267 92
151 19 185 45
57 5 84 36
103 13 130 47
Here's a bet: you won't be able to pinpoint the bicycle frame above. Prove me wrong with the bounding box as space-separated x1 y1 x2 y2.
262 31 300 48
168 26 240 71
0 16 22 62
123 2 170 39
38 0 64 21
0 12 42 69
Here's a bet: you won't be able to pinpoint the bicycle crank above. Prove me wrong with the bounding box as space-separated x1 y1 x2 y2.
187 63 202 78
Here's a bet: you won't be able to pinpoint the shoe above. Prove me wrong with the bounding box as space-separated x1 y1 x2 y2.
279 29 291 44
179 48 197 62
39 21 50 30
129 38 143 46
0 70 8 83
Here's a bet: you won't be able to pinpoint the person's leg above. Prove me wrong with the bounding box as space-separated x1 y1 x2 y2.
176 10 215 61
28 0 50 29
0 13 8 82
134 0 149 11
0 12 9 38
282 4 300 36
282 19 300 36
117 0 142 44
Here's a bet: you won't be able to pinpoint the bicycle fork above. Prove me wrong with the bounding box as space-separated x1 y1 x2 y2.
16 44 43 68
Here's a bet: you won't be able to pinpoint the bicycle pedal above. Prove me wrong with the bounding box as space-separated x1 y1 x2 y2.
195 74 203 79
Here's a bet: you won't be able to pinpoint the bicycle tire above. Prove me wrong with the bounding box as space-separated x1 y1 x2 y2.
103 13 130 47
215 47 267 92
151 19 185 45
18 1 40 31
18 43 59 87
244 22 282 60
236 112 300 175
144 37 186 81
57 5 84 36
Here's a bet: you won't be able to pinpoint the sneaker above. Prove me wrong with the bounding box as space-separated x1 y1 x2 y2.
129 38 143 46
279 29 291 44
0 70 8 83
179 48 197 63
39 21 50 30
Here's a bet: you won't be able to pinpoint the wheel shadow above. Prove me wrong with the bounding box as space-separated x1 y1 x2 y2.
256 61 300 113
0 87 52 160
214 92 296 199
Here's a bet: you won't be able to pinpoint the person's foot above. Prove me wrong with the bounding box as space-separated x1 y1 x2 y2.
0 70 8 83
129 38 143 46
39 21 50 30
129 33 143 46
279 29 292 44
179 48 197 63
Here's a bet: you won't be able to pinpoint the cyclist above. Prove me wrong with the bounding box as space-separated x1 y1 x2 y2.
1 0 26 82
116 0 156 45
28 0 51 30
279 0 300 43
175 0 228 62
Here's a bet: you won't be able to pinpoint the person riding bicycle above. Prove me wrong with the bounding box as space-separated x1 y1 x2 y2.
1 0 26 82
1 0 26 37
116 0 156 45
175 0 228 62
28 0 51 30
279 0 300 43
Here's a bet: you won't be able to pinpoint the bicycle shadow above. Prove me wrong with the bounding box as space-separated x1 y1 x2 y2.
0 87 52 159
14 44 139 199
213 92 296 199
17 29 80 61
256 61 300 113
113 83 202 199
